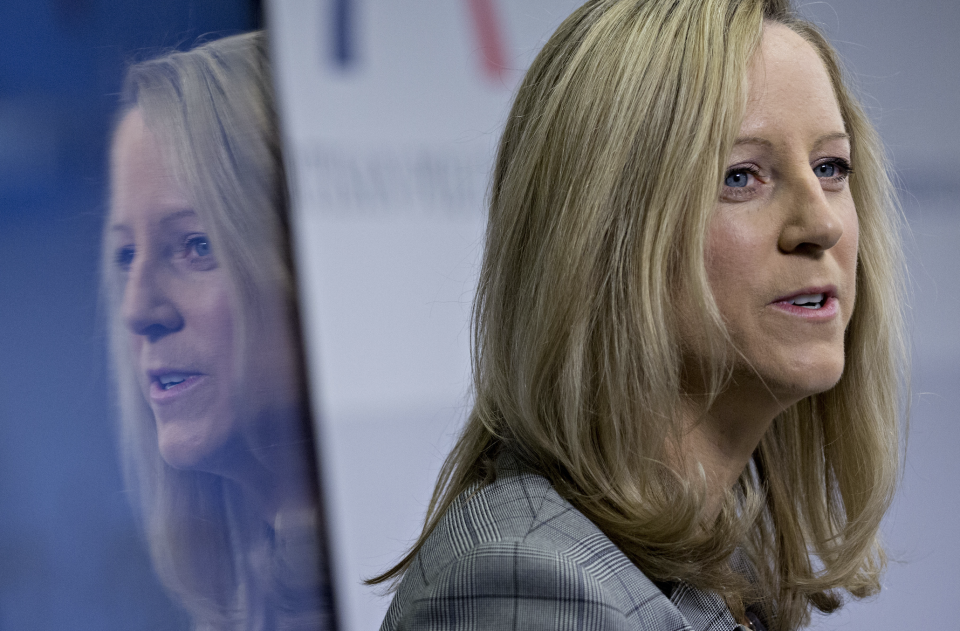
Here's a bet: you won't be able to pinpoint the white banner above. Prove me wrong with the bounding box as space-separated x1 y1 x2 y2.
267 2 579 629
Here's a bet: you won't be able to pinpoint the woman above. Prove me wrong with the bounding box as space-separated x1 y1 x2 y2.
104 33 331 630
374 0 905 629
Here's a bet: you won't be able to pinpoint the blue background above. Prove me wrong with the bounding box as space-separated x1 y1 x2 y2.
0 1 258 628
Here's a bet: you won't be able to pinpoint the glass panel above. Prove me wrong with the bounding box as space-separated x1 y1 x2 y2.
103 31 333 631
0 2 332 629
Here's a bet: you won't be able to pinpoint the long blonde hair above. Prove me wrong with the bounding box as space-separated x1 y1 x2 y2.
104 32 299 628
375 1 907 629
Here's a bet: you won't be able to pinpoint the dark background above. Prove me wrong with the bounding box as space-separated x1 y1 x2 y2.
0 1 259 628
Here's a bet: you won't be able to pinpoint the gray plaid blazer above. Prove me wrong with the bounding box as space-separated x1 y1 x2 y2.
381 457 763 631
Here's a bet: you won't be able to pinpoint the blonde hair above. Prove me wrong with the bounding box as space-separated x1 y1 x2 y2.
374 1 907 629
104 32 301 627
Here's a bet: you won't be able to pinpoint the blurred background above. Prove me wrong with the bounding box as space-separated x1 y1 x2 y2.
0 1 957 629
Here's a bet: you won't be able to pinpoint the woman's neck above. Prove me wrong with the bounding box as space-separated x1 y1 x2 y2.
678 375 795 517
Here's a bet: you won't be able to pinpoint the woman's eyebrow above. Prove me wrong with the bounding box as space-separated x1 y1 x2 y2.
158 208 198 226
733 136 773 148
733 132 850 152
813 132 851 150
109 208 196 234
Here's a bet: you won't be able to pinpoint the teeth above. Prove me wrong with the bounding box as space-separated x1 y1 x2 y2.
158 374 189 389
788 293 825 309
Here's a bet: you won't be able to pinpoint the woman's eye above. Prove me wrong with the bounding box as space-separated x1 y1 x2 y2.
115 246 135 270
815 163 837 177
181 235 217 270
187 236 212 257
724 170 752 188
813 159 852 180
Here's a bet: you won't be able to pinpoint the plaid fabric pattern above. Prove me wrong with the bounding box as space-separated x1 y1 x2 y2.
381 458 749 631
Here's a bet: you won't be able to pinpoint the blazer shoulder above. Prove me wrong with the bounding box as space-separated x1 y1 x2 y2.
381 469 685 631
426 464 615 567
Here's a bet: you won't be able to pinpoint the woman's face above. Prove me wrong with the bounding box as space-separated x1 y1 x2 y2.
109 109 240 471
703 23 858 405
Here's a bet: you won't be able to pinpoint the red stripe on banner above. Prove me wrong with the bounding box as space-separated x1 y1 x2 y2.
466 0 508 81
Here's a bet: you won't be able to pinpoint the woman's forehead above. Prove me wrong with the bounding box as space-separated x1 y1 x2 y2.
110 109 193 226
739 24 845 142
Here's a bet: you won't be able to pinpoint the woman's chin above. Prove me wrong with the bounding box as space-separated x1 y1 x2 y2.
770 359 846 407
728 353 846 412
156 421 231 472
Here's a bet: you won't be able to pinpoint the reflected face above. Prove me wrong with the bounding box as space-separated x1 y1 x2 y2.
109 109 238 470
704 24 858 403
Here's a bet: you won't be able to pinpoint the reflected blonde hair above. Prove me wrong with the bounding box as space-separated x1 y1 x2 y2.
104 32 296 628
374 1 906 629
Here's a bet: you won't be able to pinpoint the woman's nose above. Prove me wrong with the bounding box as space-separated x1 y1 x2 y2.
777 172 845 255
121 259 183 341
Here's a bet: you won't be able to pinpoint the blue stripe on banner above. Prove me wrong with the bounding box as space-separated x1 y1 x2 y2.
332 0 354 67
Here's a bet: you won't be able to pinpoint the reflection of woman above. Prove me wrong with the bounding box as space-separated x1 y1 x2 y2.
104 33 329 629
376 1 905 630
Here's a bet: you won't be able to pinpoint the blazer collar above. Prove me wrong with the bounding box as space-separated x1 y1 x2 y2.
671 581 742 631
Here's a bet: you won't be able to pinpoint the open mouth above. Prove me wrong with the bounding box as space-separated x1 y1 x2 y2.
156 373 192 390
785 293 826 309
147 370 205 403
